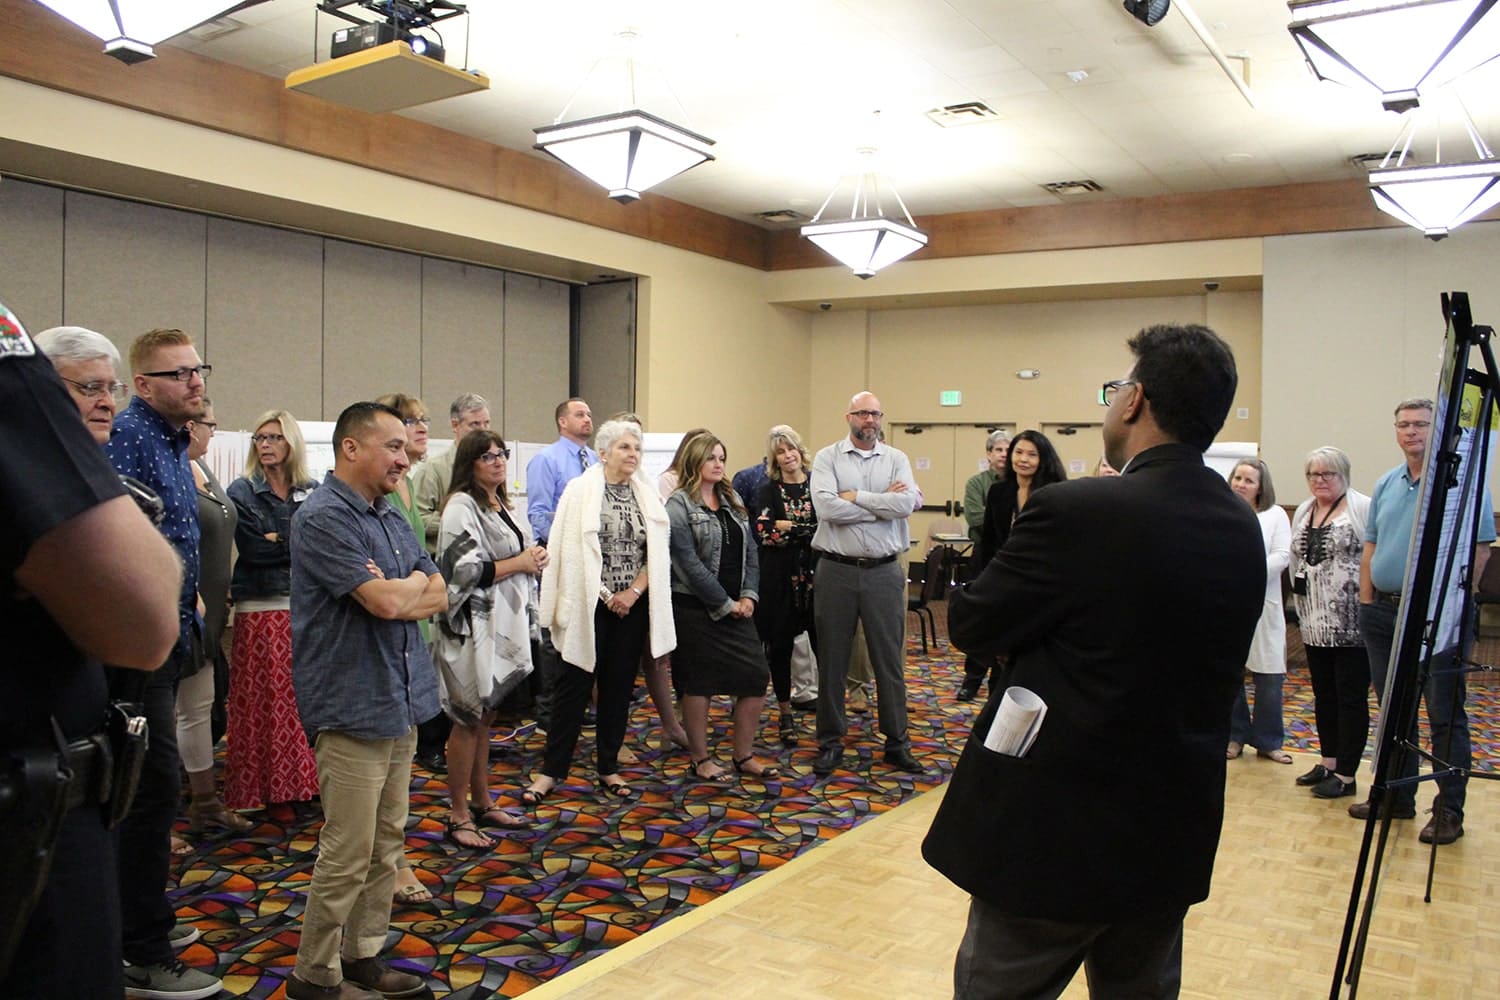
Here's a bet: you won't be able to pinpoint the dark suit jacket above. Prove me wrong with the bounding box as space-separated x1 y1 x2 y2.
922 443 1265 922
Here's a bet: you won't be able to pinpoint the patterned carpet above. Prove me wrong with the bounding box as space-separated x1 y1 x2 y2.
168 612 1500 999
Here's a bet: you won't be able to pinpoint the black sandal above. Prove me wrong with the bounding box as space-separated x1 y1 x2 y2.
733 755 780 779
778 717 797 747
521 778 555 808
691 757 733 783
445 817 492 849
469 801 530 828
599 775 635 798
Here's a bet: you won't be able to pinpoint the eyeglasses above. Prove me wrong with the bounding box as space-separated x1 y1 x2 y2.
1099 379 1136 406
140 364 212 382
1394 420 1432 431
848 409 884 420
192 420 218 432
251 433 286 445
60 376 128 403
1306 471 1340 482
403 416 430 427
477 449 510 464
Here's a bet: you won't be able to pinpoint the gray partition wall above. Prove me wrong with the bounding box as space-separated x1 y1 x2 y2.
576 279 637 426
0 178 576 436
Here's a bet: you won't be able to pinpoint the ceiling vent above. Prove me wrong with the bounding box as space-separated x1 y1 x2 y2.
925 102 1002 128
1349 152 1393 171
753 208 811 225
187 17 244 41
1041 179 1105 196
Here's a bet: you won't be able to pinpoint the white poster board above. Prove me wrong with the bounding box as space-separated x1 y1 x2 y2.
1204 441 1258 481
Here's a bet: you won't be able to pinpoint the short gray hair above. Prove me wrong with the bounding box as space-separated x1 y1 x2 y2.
1394 398 1434 417
449 392 489 422
35 326 120 370
986 429 1011 451
594 418 642 456
1304 446 1351 484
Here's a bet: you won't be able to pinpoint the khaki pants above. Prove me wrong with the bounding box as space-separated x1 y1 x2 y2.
294 728 416 987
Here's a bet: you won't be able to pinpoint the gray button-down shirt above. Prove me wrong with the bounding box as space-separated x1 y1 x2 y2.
291 471 440 741
810 437 923 559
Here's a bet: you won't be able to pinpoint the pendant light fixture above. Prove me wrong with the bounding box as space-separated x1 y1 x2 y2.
33 0 268 63
1287 0 1500 111
801 149 928 279
534 30 715 204
1368 103 1500 239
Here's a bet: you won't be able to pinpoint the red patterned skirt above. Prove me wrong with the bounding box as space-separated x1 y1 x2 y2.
224 609 319 809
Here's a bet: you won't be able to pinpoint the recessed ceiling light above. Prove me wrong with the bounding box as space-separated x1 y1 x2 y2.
1065 69 1089 84
1223 153 1255 164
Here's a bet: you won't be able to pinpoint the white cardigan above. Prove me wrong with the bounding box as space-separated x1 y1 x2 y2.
539 464 675 670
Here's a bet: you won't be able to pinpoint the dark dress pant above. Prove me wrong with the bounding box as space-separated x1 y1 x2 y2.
955 895 1186 1000
541 600 649 779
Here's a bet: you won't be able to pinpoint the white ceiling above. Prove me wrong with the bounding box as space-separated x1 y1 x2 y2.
165 0 1500 227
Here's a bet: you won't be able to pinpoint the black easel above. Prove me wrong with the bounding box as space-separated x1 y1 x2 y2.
1332 291 1500 998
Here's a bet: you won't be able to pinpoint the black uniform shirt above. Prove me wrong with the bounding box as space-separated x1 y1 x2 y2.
1 331 127 743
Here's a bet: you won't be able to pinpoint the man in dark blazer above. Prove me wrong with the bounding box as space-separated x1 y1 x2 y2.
922 323 1266 999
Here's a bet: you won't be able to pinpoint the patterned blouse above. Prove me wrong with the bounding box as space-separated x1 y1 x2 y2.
1291 507 1363 648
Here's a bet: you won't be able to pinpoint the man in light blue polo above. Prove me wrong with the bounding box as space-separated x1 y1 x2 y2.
288 401 447 1000
1355 397 1492 846
526 397 596 546
810 391 924 776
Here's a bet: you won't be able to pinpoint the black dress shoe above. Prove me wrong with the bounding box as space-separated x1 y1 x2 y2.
884 748 923 774
812 747 842 775
956 682 980 703
1348 797 1416 820
1296 764 1331 787
414 750 446 774
1311 775 1356 799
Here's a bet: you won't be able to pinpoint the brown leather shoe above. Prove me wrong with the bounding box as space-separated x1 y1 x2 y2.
285 974 381 1000
1348 797 1417 820
341 956 425 997
1419 808 1464 845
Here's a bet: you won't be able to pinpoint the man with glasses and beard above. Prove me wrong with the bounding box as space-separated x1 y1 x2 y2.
808 391 924 777
103 329 224 999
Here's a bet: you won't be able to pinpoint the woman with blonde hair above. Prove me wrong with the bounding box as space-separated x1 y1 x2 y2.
224 410 320 814
753 425 818 745
668 433 778 782
1226 458 1294 764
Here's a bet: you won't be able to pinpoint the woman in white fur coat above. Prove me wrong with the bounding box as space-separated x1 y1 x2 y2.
529 419 675 802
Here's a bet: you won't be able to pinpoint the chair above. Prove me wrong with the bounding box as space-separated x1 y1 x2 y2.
907 545 950 655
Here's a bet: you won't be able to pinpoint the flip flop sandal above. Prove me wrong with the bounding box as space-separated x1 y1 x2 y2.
445 818 493 849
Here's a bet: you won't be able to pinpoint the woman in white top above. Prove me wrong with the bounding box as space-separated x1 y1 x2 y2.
1227 458 1294 763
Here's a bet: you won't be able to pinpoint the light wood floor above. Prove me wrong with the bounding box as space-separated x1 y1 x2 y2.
519 750 1500 1000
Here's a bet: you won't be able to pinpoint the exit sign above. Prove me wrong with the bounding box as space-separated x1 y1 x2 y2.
940 390 962 406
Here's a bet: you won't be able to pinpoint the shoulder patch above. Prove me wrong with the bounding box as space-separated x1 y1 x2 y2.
0 303 36 359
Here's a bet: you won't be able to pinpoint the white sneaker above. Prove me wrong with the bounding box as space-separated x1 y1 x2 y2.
122 958 222 999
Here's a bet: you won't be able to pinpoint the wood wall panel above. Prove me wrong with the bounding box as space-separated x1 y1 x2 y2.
0 178 64 331
418 258 506 434
62 191 207 356
205 218 324 432
501 275 569 445
322 241 422 420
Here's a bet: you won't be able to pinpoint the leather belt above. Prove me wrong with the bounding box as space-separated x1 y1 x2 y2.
818 551 898 569
1375 590 1402 606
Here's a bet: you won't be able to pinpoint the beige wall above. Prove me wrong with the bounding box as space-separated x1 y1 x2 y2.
1263 223 1500 496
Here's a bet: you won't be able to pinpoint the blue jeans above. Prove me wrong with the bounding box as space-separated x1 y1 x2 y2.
1229 672 1285 751
1358 601 1470 819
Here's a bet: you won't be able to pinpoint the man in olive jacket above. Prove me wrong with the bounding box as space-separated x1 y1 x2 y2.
923 324 1265 999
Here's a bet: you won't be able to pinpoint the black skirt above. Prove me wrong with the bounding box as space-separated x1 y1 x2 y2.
670 595 771 697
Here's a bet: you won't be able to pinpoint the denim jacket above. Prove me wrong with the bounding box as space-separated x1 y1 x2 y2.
665 488 759 620
228 474 316 600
